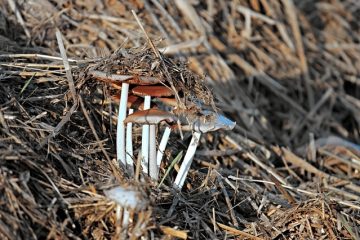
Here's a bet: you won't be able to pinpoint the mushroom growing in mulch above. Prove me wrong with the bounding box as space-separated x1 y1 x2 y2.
130 85 175 179
88 49 236 187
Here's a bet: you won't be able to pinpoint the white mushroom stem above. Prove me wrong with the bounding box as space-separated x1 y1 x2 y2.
173 131 201 190
157 127 171 167
140 96 151 174
149 125 157 180
126 108 134 175
122 209 130 228
115 205 122 231
117 83 129 168
115 205 129 236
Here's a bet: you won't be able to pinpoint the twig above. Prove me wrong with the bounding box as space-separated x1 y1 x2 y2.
0 53 78 62
7 0 30 38
55 29 77 102
226 136 287 185
131 10 184 108
216 222 264 240
217 174 239 227
79 96 121 181
38 101 78 149
282 0 314 108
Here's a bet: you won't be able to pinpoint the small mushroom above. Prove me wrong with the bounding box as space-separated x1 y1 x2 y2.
173 131 201 190
131 86 174 176
104 186 148 228
132 86 173 176
174 111 236 190
130 85 173 178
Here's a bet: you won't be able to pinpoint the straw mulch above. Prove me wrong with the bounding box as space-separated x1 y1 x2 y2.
0 0 359 239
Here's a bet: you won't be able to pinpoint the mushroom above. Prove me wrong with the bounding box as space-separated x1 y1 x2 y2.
104 185 148 229
173 110 236 190
125 108 176 180
129 85 175 179
173 131 201 190
92 67 236 188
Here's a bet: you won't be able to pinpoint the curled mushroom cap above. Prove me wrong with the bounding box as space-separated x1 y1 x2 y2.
124 108 176 124
132 85 174 97
188 110 236 133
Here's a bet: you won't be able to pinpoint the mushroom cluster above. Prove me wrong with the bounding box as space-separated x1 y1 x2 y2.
88 49 236 189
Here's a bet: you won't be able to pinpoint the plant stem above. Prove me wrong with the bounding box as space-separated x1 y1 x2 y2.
117 83 129 168
157 127 171 167
122 209 130 227
140 96 151 174
126 108 134 175
173 131 201 190
149 125 157 180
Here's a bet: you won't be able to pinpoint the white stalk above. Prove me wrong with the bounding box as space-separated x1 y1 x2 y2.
117 83 129 168
126 108 134 175
149 125 157 180
173 131 201 190
157 127 171 167
115 205 122 237
122 209 130 228
140 96 151 174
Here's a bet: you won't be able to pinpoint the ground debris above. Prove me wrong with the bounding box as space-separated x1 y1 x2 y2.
0 0 359 239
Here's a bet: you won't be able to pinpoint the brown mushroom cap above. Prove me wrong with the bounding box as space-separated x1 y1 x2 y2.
111 94 144 109
124 108 176 124
132 85 174 97
155 97 179 107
